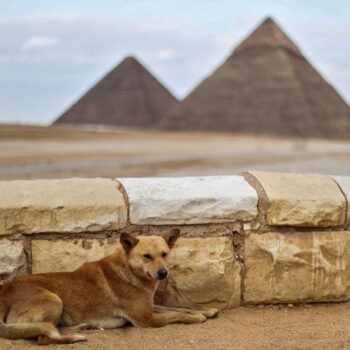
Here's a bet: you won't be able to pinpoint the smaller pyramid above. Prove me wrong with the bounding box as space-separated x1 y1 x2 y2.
54 56 177 128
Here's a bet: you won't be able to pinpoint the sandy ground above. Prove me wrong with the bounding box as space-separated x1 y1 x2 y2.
1 124 350 180
2 303 350 350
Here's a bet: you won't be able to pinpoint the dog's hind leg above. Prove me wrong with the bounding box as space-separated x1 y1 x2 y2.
5 290 86 345
154 305 219 319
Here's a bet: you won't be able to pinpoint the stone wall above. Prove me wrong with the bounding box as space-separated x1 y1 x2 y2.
0 172 349 309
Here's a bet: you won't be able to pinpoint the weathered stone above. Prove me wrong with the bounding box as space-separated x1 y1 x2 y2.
332 176 350 224
244 232 350 304
119 176 258 225
0 178 127 235
156 237 241 309
0 240 27 283
32 239 119 273
250 172 346 227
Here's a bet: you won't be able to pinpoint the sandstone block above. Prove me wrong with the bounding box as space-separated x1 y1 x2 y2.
156 237 241 309
244 232 350 304
250 172 346 227
332 176 350 224
0 178 127 235
0 240 27 283
32 239 119 273
119 176 258 225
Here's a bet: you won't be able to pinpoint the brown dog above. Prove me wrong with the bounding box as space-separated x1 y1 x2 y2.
0 229 218 345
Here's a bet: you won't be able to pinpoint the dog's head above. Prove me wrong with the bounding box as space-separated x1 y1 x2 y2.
120 229 180 281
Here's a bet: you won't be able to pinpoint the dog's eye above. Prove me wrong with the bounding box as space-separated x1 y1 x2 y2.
143 254 152 260
162 252 168 258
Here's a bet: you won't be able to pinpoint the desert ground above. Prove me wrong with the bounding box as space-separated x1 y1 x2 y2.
1 303 350 350
1 123 350 180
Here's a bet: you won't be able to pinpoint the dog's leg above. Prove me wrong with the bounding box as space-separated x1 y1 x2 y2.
69 317 127 331
5 290 86 345
129 310 207 328
38 334 86 345
154 305 219 319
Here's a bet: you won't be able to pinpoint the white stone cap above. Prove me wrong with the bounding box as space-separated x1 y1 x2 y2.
119 175 258 225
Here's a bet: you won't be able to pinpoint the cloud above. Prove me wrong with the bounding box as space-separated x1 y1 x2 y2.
22 36 60 50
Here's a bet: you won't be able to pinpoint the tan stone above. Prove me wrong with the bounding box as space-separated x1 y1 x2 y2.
250 172 346 227
244 232 350 304
0 178 127 235
32 239 120 273
332 176 350 224
0 240 27 283
156 237 241 309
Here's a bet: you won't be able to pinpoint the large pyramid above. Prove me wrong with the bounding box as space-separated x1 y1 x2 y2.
158 17 350 138
54 56 177 128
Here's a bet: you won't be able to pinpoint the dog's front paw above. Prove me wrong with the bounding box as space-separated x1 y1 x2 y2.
71 335 87 343
203 308 219 319
192 314 207 323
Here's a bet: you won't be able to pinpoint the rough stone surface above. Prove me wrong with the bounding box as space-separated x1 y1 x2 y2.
0 240 27 283
332 176 350 224
244 232 350 304
250 172 346 227
156 237 241 309
32 239 120 273
0 178 127 235
120 176 258 225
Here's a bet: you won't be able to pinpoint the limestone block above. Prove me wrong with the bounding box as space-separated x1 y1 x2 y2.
32 239 119 273
332 176 350 224
0 240 27 283
244 232 350 304
250 172 346 227
119 176 258 225
156 237 241 309
0 178 127 235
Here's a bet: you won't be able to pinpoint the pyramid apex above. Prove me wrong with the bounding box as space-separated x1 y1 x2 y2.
234 17 302 56
261 16 276 24
120 55 141 65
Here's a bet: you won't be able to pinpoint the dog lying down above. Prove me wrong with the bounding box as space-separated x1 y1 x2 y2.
0 229 218 345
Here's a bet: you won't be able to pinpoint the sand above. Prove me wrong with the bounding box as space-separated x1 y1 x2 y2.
1 303 350 350
1 124 350 180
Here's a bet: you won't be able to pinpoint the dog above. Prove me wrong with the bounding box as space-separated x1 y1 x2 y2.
0 229 219 345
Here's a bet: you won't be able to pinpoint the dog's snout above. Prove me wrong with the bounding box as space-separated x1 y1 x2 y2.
157 268 168 280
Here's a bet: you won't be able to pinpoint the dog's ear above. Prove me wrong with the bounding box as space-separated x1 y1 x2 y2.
163 228 180 249
120 233 139 254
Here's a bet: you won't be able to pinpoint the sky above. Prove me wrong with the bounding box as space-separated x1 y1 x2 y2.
1 0 350 125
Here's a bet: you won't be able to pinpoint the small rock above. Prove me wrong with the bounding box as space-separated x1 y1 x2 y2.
243 223 251 231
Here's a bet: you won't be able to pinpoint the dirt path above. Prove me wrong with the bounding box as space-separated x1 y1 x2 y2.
2 303 350 350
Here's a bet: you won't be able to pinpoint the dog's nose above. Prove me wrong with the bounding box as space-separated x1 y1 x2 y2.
157 268 168 280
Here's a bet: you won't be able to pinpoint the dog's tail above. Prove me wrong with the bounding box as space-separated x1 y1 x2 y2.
0 321 60 340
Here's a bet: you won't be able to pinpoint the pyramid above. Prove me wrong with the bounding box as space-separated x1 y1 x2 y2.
158 17 350 139
54 56 177 128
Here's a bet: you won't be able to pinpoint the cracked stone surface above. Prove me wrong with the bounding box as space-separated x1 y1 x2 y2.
244 232 350 304
156 237 241 309
119 176 258 225
32 239 120 273
250 172 346 227
332 176 350 224
0 240 27 283
0 178 127 235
